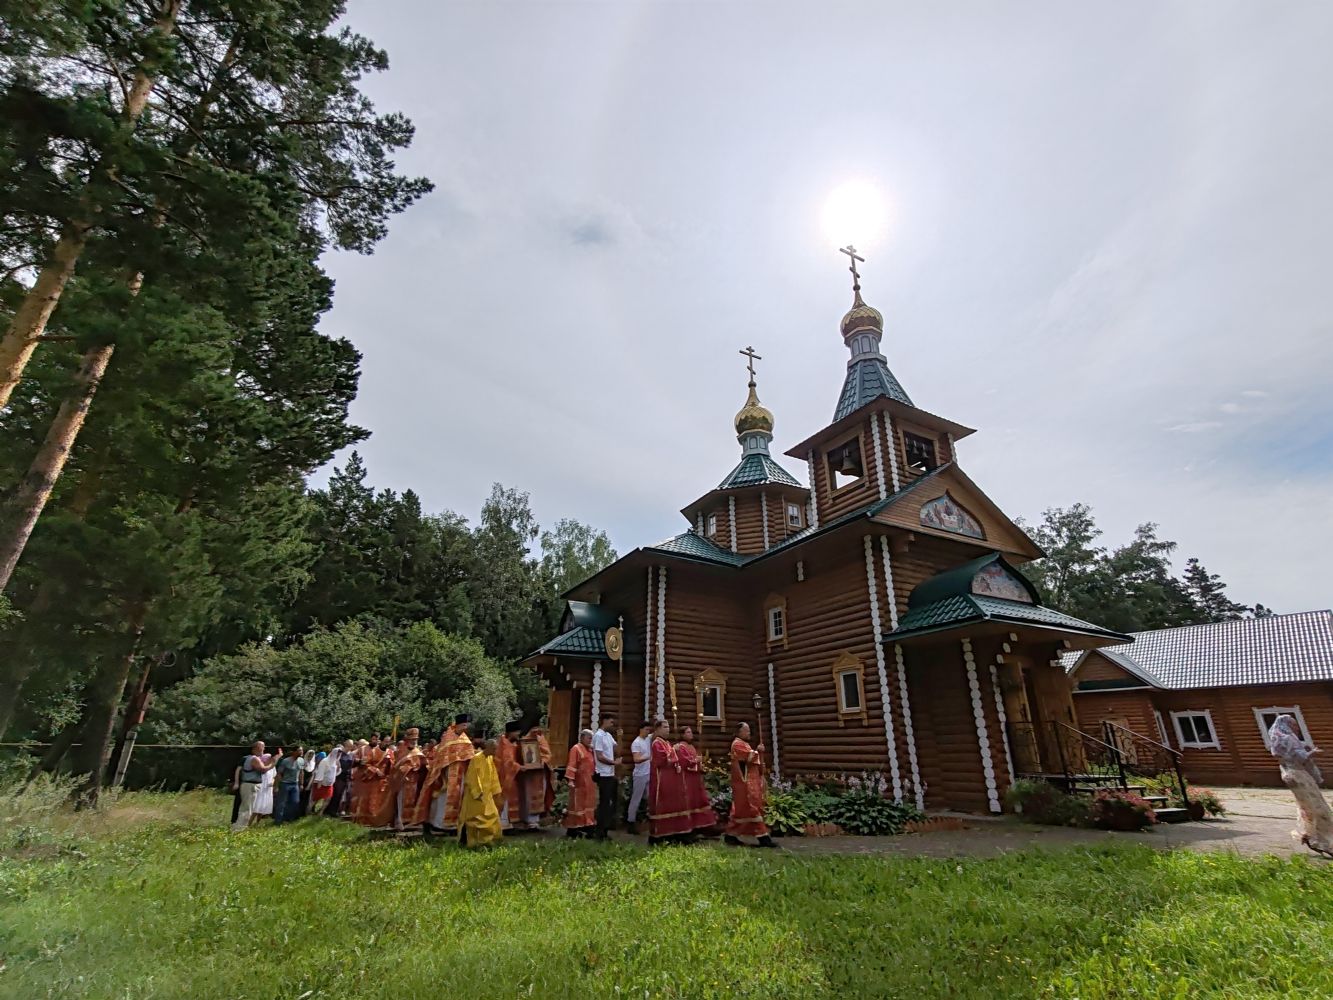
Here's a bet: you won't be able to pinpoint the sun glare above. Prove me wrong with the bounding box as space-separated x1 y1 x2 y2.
821 180 887 249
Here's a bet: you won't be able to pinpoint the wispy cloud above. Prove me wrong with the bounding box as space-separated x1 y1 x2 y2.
1168 421 1225 433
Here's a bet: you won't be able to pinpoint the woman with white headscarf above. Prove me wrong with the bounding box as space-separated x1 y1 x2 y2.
1268 714 1333 858
310 746 342 813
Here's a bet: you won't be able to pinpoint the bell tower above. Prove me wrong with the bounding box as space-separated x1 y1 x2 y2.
833 244 913 421
785 248 976 525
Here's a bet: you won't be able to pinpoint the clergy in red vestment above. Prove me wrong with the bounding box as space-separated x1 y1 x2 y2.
494 720 523 832
674 726 718 833
370 728 427 830
517 726 556 829
562 729 597 837
648 720 694 844
353 737 393 826
724 722 776 848
413 715 476 832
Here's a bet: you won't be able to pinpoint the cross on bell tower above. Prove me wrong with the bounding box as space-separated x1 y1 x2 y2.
840 244 864 293
739 345 762 385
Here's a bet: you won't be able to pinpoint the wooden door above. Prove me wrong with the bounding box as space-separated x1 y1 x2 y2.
547 689 573 767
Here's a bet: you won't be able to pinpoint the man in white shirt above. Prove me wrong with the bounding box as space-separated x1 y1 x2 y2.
592 715 619 840
626 721 653 834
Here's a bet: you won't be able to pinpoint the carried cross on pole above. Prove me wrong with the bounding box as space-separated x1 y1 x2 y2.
738 345 762 382
839 244 864 291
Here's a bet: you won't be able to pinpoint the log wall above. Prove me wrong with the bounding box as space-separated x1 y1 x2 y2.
766 538 892 775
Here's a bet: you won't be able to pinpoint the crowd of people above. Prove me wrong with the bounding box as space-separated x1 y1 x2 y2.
229 712 775 849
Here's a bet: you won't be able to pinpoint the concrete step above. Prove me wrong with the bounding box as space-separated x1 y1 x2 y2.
1154 807 1192 824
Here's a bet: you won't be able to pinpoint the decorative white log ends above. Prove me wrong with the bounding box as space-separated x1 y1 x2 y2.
760 492 771 549
962 637 1001 813
728 496 738 553
644 567 654 719
796 560 805 583
882 411 902 493
767 662 781 780
894 642 924 809
591 661 602 725
870 411 889 500
696 512 704 534
656 566 667 719
877 536 900 631
863 535 903 802
806 451 820 528
990 657 1015 785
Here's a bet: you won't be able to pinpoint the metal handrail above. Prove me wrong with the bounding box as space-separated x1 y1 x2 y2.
1101 721 1181 760
1052 721 1127 790
1101 720 1190 807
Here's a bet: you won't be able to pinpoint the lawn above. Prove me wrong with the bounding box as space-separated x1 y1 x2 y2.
1 790 1331 999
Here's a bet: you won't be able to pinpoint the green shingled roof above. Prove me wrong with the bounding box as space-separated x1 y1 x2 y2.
886 593 1129 642
645 531 747 566
717 453 802 490
644 464 954 570
529 626 608 658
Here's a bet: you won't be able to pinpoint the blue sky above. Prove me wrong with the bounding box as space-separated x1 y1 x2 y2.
317 0 1333 613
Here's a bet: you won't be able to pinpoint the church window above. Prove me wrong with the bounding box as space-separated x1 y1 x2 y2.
903 432 938 474
764 594 788 648
838 670 863 713
830 651 867 723
706 513 718 537
701 685 722 720
786 502 803 529
1170 710 1220 750
695 668 728 726
826 436 866 491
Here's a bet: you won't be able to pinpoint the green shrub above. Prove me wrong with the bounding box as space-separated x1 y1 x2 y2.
791 786 840 825
1003 779 1089 827
764 790 812 836
1177 787 1225 817
827 791 923 836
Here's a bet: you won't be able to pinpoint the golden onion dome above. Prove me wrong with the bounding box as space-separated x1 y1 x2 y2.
734 381 775 437
840 290 883 339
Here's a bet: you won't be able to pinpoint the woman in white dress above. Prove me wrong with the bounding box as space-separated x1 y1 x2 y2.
252 752 276 820
1268 714 1333 858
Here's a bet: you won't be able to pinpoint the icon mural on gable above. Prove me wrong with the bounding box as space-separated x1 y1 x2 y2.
971 561 1034 603
919 493 984 539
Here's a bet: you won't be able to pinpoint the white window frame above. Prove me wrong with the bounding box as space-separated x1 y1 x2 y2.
1153 709 1171 747
837 669 863 713
786 502 803 529
1253 706 1312 750
706 513 718 537
700 684 723 722
767 606 785 642
1170 710 1221 750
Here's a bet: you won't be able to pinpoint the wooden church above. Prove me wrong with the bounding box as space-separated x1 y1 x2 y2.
522 249 1130 813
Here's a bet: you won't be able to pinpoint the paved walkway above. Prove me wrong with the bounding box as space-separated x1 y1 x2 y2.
382 787 1331 862
775 786 1327 861
578 787 1326 861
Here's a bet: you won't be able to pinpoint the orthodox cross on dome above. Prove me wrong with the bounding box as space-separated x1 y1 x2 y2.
839 244 864 293
739 345 762 384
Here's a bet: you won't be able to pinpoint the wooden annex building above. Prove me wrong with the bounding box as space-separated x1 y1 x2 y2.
1065 611 1333 786
521 252 1132 814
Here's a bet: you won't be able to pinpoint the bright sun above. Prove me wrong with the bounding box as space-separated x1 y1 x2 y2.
821 180 887 249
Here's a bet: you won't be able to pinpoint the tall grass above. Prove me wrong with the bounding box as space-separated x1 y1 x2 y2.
0 791 1330 998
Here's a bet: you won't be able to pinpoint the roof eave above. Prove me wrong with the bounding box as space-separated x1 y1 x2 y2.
784 398 977 459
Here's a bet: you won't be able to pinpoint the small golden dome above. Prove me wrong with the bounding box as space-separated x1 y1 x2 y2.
840 290 883 338
734 381 774 437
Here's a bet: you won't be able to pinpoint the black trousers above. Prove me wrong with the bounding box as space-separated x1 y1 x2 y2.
595 776 619 836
